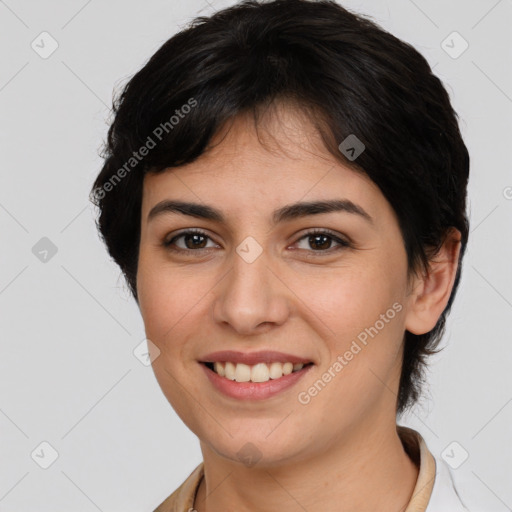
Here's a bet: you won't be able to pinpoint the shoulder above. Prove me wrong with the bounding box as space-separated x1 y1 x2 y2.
398 425 475 512
426 455 472 512
153 463 204 512
421 441 491 512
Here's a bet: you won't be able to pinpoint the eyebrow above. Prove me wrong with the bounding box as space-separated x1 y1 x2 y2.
147 199 373 226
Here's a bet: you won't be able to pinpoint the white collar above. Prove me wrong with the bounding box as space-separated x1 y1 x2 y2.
426 454 471 511
398 425 471 511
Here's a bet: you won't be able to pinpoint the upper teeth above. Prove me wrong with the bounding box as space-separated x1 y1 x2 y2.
213 362 305 383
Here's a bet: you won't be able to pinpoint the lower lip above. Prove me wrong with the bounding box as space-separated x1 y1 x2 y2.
200 363 314 400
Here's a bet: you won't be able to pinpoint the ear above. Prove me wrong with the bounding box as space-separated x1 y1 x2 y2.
404 228 462 335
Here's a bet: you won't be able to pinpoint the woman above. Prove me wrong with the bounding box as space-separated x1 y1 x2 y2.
91 1 472 510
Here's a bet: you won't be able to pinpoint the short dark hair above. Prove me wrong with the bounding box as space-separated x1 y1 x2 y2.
90 0 470 415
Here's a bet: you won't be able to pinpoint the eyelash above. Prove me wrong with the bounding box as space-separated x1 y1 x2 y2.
162 228 351 257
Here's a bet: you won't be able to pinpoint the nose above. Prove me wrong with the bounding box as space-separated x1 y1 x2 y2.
211 246 291 336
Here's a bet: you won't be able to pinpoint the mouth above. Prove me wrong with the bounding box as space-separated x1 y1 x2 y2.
200 359 315 400
201 360 314 383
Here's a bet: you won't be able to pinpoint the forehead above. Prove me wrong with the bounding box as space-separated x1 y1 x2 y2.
140 104 383 221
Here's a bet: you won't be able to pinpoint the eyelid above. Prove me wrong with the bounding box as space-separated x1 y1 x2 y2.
294 227 350 244
163 228 217 248
163 227 351 254
292 228 351 254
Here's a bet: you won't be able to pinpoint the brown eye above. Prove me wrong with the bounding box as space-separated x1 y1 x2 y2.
294 229 350 254
162 228 350 257
163 229 217 252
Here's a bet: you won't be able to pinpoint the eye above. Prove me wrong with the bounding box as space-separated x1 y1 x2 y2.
163 229 218 254
162 228 351 256
293 229 351 255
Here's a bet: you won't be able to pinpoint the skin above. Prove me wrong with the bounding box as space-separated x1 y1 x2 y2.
136 102 461 512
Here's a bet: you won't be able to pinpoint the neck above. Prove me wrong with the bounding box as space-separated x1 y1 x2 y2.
194 420 419 512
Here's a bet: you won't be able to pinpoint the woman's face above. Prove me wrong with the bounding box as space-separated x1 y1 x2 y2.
137 105 418 466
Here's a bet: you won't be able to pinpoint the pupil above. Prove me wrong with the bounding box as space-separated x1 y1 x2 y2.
311 234 330 250
186 234 206 249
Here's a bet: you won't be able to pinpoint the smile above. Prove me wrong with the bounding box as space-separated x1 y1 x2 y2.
205 361 313 383
200 361 314 400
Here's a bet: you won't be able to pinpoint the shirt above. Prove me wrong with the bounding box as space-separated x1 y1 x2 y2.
153 425 471 512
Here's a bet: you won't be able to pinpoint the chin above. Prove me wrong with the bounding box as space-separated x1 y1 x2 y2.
201 429 309 469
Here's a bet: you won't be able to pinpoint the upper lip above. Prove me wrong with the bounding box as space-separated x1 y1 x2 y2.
199 350 313 365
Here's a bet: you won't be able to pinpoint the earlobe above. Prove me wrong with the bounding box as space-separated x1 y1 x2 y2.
405 228 462 336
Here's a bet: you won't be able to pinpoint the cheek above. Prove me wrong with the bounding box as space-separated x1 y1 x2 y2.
137 252 189 347
298 263 406 346
302 272 406 419
136 256 207 410
136 251 218 366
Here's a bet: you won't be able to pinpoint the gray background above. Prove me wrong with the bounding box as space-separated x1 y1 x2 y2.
1 0 511 510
